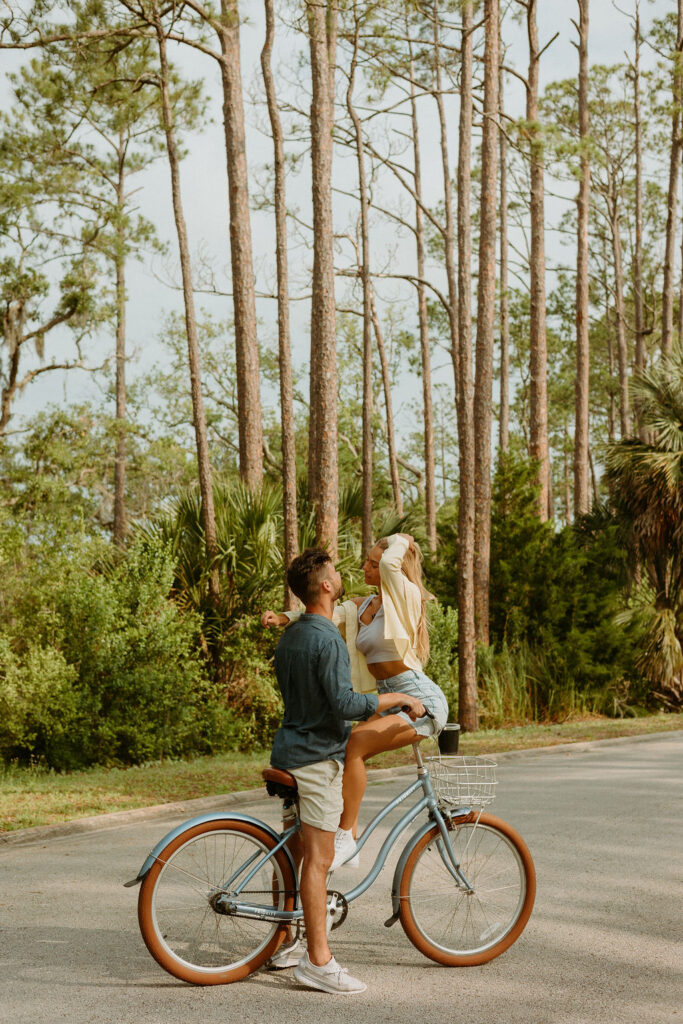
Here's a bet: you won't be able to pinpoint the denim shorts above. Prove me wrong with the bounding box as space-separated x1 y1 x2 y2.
376 669 448 737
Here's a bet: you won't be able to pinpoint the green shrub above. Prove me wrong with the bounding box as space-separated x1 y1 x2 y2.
0 636 79 760
219 616 283 750
426 452 648 723
425 602 459 717
0 534 228 769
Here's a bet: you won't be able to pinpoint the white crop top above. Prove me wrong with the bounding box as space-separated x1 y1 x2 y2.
355 597 401 664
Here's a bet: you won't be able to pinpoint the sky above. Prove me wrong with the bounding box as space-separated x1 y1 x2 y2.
1 0 674 452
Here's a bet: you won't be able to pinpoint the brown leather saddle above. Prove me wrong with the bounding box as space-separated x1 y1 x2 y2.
262 766 298 801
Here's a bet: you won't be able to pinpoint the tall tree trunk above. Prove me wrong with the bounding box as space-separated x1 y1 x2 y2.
153 4 220 604
526 0 550 520
261 0 298 607
600 233 617 444
563 421 572 525
456 0 478 732
408 25 436 554
113 203 127 548
347 8 374 553
474 0 499 646
661 0 683 356
306 0 338 555
498 56 510 456
633 1 645 374
610 195 631 436
679 154 683 343
370 292 403 518
432 0 459 389
574 0 590 516
218 1 263 486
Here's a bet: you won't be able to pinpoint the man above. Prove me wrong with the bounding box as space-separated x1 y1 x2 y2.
270 547 424 995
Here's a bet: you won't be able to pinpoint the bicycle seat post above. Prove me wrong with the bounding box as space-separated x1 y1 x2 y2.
412 741 427 774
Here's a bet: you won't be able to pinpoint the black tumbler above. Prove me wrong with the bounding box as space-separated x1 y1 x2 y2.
438 723 461 754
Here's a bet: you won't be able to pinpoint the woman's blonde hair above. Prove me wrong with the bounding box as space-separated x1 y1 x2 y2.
376 537 434 663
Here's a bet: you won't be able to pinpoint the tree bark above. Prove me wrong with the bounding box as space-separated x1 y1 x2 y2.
455 0 478 732
113 204 127 548
609 194 631 437
498 56 510 456
306 0 338 555
633 2 645 373
218 0 263 486
347 8 374 554
152 3 220 604
474 0 500 646
432 0 459 390
408 25 437 554
574 0 590 516
526 0 550 520
661 0 683 357
369 291 403 518
261 0 298 607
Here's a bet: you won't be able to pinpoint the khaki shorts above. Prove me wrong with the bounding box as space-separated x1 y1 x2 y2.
290 759 344 832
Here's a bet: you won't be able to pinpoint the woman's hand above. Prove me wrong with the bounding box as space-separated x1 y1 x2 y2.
401 695 426 720
260 610 289 628
398 532 414 545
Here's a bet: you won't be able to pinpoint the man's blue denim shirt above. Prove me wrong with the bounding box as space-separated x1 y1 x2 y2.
270 613 379 770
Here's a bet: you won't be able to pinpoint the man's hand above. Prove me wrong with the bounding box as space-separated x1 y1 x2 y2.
401 695 426 720
260 610 289 628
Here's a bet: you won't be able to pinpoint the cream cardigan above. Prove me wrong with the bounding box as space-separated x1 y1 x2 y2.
284 534 423 693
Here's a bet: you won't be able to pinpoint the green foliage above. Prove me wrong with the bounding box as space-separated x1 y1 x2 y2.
0 532 231 769
424 602 458 717
0 637 79 760
603 344 683 707
427 451 647 724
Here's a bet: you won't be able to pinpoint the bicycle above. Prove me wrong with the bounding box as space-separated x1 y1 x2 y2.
126 740 536 985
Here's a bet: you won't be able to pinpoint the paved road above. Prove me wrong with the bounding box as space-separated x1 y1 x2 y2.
1 734 681 1024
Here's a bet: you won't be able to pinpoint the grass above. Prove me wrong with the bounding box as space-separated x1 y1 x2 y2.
1 712 681 833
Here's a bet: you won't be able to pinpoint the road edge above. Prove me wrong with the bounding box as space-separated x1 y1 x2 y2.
2 729 681 848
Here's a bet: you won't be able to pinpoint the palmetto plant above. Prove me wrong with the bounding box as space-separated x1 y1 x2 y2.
606 343 683 707
138 477 385 657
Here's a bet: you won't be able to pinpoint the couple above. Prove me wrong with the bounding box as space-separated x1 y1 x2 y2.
261 533 448 994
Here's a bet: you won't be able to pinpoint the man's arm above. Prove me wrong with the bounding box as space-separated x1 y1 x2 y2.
318 637 425 721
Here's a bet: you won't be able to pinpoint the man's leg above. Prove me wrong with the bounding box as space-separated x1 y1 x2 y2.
299 822 334 966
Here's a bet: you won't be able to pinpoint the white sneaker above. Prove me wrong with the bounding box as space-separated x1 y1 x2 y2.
266 937 304 969
293 952 367 994
329 828 358 871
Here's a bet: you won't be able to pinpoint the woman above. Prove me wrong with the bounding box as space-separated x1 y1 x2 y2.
262 533 448 869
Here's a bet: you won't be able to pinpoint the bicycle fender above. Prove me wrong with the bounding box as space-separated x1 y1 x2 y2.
386 818 439 924
124 811 297 888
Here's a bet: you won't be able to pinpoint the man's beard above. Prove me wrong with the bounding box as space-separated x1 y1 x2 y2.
334 580 346 601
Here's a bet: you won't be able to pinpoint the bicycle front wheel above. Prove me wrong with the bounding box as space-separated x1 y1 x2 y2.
398 813 535 966
138 819 297 985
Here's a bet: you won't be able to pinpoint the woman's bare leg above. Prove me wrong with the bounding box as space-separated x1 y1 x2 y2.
339 715 419 832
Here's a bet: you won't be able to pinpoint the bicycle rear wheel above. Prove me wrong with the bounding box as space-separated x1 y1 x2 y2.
398 812 535 966
138 819 297 985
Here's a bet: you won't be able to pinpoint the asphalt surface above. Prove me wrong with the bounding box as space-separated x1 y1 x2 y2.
1 733 681 1024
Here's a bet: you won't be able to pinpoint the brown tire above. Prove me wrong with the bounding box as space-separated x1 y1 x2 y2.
138 819 297 985
398 812 535 966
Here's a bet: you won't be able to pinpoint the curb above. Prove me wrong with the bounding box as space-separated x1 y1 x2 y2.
1 729 680 849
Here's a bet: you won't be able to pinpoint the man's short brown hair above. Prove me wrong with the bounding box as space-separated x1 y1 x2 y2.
286 548 333 605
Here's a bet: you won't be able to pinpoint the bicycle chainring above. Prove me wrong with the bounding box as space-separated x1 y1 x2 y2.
326 890 349 932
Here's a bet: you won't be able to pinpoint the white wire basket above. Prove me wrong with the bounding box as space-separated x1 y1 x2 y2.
426 755 498 809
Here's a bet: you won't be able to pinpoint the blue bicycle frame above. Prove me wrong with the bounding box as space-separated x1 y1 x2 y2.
215 745 476 926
